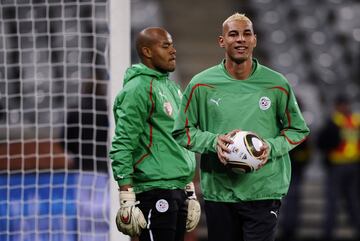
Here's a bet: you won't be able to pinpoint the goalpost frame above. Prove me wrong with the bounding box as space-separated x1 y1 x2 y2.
109 0 130 241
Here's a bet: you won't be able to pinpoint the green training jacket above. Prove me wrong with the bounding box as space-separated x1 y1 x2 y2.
110 63 196 193
173 59 310 202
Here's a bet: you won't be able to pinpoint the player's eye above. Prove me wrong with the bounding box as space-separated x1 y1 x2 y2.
244 31 253 36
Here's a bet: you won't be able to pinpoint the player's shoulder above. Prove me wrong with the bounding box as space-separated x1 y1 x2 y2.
122 64 161 92
258 64 287 81
257 63 289 86
189 64 221 85
116 75 151 101
126 73 153 89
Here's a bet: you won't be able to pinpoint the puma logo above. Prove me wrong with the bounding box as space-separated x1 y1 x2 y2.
210 98 221 106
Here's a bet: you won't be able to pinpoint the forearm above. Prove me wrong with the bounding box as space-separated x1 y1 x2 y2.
266 122 309 158
172 127 218 153
110 150 134 186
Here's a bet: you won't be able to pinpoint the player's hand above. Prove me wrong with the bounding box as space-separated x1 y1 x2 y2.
257 141 270 169
185 182 201 232
116 188 147 237
216 129 240 165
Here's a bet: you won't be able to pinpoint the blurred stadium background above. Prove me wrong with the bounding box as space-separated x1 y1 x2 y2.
0 0 359 241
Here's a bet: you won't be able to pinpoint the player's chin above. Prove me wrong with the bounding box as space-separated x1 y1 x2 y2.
166 63 176 72
230 55 248 64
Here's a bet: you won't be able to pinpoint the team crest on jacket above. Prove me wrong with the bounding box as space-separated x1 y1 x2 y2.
259 96 271 110
164 101 173 116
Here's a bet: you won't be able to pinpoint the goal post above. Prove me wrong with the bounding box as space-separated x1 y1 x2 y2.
0 0 130 240
109 0 130 241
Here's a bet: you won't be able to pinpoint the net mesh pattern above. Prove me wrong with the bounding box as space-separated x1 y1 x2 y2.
0 1 110 240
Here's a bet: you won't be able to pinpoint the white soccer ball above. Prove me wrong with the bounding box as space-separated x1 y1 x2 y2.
225 131 265 173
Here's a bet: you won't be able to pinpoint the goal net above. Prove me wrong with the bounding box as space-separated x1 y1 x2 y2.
0 1 119 240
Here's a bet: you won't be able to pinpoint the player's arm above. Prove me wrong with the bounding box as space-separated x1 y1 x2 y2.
109 83 149 236
265 85 310 158
172 82 219 154
109 83 148 188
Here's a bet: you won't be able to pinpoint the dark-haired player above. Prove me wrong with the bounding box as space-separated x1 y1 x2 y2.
109 27 200 241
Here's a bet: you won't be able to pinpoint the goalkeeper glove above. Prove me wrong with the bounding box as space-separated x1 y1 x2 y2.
115 188 147 237
185 182 201 232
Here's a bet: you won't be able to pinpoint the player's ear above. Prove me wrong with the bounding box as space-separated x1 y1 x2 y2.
218 35 225 48
142 46 152 58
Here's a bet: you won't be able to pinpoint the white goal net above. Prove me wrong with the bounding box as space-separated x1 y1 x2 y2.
0 1 120 240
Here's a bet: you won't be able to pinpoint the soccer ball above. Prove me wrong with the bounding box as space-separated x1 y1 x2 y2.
225 131 265 173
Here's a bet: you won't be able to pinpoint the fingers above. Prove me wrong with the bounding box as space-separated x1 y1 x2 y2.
217 144 228 165
218 134 232 151
216 135 230 165
257 142 270 169
225 129 241 138
216 133 235 165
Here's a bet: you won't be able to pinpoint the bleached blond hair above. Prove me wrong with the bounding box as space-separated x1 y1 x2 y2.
222 13 252 28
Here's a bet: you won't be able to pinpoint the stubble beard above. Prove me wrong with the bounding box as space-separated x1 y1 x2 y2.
230 54 248 65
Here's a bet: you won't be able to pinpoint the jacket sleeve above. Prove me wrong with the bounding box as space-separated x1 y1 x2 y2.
265 84 310 158
172 82 218 153
109 82 149 186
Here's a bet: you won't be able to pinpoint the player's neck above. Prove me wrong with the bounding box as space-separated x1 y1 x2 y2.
225 58 253 80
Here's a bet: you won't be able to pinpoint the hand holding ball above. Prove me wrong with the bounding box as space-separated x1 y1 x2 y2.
225 131 266 173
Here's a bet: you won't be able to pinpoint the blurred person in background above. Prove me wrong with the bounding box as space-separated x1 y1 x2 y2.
279 110 312 241
109 27 200 241
172 13 309 241
318 94 360 241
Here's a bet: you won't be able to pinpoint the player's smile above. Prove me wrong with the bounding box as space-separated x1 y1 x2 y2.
234 46 247 54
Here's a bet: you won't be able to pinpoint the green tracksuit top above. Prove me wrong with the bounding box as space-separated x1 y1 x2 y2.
173 59 310 202
110 63 196 193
